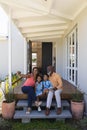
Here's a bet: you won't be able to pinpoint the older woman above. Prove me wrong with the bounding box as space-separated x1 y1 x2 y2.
45 66 63 115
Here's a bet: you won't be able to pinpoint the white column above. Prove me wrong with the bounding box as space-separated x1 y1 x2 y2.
8 8 12 90
24 38 27 74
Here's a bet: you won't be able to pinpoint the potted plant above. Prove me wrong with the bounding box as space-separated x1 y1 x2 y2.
71 86 84 120
2 87 15 119
1 72 21 119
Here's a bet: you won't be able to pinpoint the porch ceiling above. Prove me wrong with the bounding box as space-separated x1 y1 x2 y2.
0 0 87 42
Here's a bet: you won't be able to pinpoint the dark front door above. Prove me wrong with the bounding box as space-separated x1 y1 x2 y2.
42 42 52 74
29 40 32 73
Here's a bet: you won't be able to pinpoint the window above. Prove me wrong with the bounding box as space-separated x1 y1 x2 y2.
66 26 78 85
32 53 37 69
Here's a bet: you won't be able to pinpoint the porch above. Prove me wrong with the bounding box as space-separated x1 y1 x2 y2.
14 79 78 100
13 79 80 123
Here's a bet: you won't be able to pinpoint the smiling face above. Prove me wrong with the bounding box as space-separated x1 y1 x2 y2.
43 74 49 81
33 67 38 75
47 66 54 75
37 76 42 83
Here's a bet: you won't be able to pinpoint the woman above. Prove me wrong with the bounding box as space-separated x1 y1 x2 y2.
17 67 41 114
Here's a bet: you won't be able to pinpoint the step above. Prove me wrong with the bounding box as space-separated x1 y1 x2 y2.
14 110 72 123
16 100 70 108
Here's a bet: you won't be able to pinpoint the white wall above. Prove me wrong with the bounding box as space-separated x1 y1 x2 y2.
62 7 87 94
55 38 63 76
11 22 26 74
77 7 87 94
62 38 67 79
0 22 27 79
0 40 8 79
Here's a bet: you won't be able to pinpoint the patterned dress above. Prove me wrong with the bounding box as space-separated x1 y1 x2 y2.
35 81 43 96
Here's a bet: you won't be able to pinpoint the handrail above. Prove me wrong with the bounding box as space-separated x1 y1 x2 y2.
12 77 22 85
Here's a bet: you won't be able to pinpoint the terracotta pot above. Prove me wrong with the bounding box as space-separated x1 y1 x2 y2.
2 101 15 119
71 101 84 120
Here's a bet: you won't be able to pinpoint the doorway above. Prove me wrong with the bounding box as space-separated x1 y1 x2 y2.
29 41 53 74
42 42 52 74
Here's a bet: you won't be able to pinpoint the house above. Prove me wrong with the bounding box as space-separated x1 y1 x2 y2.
0 0 87 116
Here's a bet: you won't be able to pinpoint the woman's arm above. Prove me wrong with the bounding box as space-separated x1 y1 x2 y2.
17 71 31 78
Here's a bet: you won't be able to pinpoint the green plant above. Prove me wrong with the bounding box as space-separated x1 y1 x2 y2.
2 72 21 103
4 93 15 103
0 83 15 103
71 86 84 102
3 84 15 103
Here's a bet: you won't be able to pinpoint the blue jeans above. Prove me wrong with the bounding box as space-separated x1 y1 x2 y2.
22 86 36 108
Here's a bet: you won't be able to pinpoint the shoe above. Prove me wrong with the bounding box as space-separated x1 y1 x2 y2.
26 107 31 114
38 106 42 112
45 107 50 116
57 107 62 115
38 101 42 106
35 101 42 107
35 101 39 107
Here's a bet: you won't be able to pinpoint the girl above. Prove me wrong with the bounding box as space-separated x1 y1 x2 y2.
35 74 43 111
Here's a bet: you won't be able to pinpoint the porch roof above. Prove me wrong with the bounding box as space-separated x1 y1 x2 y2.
0 0 87 42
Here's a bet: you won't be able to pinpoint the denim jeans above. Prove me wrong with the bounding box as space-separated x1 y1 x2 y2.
22 86 36 108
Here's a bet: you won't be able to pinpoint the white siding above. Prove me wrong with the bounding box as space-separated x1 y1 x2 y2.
56 38 63 76
63 7 87 94
0 22 27 79
62 38 67 79
0 40 8 79
77 7 87 93
11 22 25 74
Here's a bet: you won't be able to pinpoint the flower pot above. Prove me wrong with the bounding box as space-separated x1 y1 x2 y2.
2 101 15 119
71 100 84 120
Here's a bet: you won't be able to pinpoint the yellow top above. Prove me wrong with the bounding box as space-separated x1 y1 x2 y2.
49 72 63 89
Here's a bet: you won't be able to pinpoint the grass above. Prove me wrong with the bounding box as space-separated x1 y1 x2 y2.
0 114 80 130
9 119 78 130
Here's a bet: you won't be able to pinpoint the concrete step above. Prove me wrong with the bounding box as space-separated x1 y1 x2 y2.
14 109 72 123
16 100 70 108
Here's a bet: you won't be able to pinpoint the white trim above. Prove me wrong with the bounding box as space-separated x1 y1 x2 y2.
24 38 27 74
66 26 78 86
51 9 73 20
0 36 8 41
73 2 87 19
8 8 12 89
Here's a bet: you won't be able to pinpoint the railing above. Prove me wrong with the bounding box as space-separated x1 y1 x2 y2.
12 77 22 86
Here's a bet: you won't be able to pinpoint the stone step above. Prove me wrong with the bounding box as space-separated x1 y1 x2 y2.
16 100 70 108
14 110 72 123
